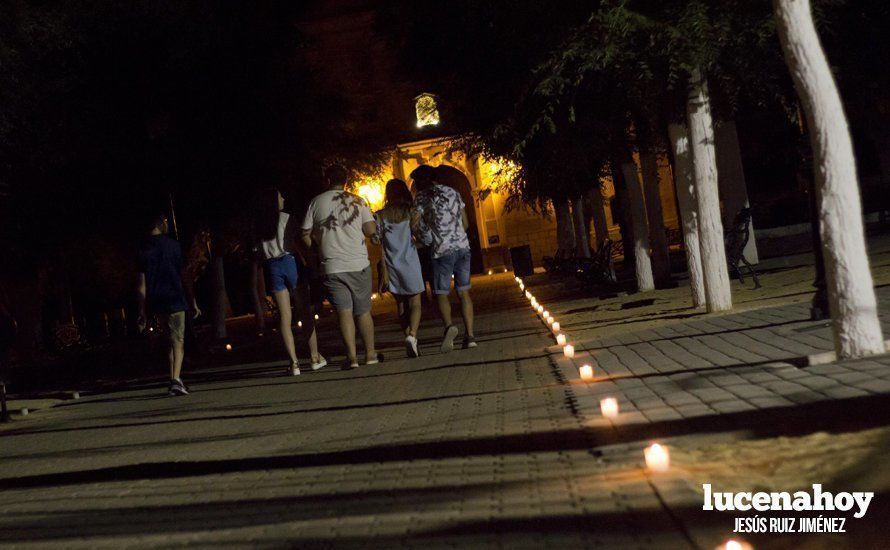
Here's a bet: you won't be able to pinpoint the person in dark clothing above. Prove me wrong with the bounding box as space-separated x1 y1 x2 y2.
137 214 199 396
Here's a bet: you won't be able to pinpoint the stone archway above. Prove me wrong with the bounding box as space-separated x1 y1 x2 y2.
433 165 485 274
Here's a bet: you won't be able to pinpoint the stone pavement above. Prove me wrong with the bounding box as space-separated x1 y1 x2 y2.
1 249 890 548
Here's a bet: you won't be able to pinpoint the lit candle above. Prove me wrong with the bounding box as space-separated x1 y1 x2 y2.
225 343 232 351
503 268 508 273
314 314 319 320
546 316 554 326
514 276 519 283
551 321 560 332
487 269 493 276
525 291 531 299
644 443 670 473
563 344 574 358
600 397 619 418
579 364 593 380
537 305 544 314
556 333 566 346
519 283 525 291
542 310 549 318
297 321 302 328
715 540 753 550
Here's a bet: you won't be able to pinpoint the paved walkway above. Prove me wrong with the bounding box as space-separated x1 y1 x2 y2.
2 247 890 548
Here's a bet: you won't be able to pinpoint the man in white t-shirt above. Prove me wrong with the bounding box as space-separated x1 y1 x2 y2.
302 165 380 369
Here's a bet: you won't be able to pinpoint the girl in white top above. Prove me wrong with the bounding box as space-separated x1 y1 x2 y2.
256 189 325 375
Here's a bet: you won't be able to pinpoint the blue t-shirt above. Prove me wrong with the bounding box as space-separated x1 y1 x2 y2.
139 235 187 314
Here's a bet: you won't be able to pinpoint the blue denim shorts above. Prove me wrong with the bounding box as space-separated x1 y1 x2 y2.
265 254 298 294
431 248 472 294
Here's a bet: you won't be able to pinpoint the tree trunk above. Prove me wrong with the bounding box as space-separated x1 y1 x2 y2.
621 162 655 292
588 184 610 251
610 161 635 269
774 0 884 358
686 67 732 312
571 197 591 258
209 234 229 339
639 151 672 283
553 198 575 256
668 123 707 308
249 260 266 332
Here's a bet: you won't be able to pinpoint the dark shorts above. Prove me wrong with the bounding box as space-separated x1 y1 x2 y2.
324 266 373 315
431 248 472 294
265 255 298 294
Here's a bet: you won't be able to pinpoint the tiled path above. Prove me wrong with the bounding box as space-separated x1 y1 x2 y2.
2 245 890 548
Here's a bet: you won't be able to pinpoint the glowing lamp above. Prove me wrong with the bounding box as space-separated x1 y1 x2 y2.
297 321 302 328
644 443 670 473
556 333 566 346
314 314 319 320
551 322 560 333
414 93 440 127
225 343 232 351
579 364 593 380
563 344 574 358
600 397 619 418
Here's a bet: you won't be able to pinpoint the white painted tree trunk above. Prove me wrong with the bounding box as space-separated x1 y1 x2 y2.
588 184 610 250
686 67 733 312
774 0 884 358
553 199 576 254
571 197 591 258
668 123 707 308
621 162 655 292
639 152 672 282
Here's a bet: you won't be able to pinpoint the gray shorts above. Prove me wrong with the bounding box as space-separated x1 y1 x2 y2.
324 267 372 315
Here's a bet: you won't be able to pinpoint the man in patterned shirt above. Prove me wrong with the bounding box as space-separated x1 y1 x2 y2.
411 165 477 352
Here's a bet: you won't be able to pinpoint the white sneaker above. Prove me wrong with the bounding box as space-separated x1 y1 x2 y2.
406 335 419 358
311 356 328 371
289 363 301 376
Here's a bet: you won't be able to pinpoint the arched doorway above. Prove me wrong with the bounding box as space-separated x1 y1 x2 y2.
431 165 485 274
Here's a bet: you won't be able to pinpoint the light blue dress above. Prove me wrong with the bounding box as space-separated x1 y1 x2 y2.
377 214 425 296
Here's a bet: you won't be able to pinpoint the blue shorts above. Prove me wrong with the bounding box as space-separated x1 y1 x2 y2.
265 254 298 294
431 248 472 294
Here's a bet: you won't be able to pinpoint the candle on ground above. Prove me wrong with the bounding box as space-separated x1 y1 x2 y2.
546 316 554 326
600 397 619 418
537 305 544 314
525 291 531 299
563 344 575 358
644 443 670 473
519 283 525 291
556 333 566 346
551 322 560 333
715 541 753 550
542 310 549 318
579 364 594 380
225 343 232 351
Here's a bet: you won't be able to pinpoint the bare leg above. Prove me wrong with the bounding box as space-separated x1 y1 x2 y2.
457 289 474 337
294 286 322 362
408 293 422 337
273 289 298 364
436 293 453 327
396 296 409 335
307 325 320 362
170 339 185 380
356 311 376 362
337 308 358 363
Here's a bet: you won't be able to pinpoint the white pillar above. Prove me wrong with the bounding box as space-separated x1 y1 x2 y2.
715 120 759 263
621 162 655 292
774 0 884 358
686 67 733 312
553 198 575 254
639 151 672 281
668 123 707 308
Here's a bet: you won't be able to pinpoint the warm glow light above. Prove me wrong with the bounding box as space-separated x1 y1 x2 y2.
715 540 753 550
314 314 319 320
563 344 574 358
645 443 670 473
551 322 560 332
225 343 232 351
556 333 566 346
415 93 440 127
600 397 619 418
297 321 302 328
488 269 493 275
542 310 549 318
536 305 544 314
579 364 593 380
546 316 554 325
525 291 531 299
371 293 379 300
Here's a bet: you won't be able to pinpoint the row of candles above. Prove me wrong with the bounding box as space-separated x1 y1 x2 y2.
514 275 750 550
